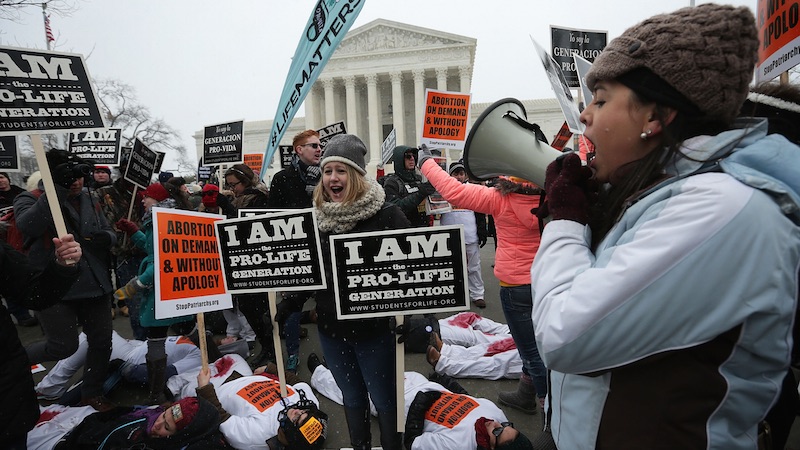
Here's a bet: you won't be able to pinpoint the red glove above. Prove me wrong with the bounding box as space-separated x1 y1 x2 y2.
542 153 595 225
115 218 139 236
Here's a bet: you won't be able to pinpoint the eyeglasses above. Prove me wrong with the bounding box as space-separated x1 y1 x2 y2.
301 143 321 149
225 181 242 189
404 153 415 160
492 422 513 437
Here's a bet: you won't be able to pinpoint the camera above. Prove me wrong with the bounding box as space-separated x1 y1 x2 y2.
53 161 92 188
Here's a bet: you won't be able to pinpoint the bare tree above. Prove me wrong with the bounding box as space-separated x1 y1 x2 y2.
0 0 80 22
96 78 195 174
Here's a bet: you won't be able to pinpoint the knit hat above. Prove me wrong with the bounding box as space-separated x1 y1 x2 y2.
93 166 111 174
142 182 169 202
201 183 219 208
320 134 367 175
449 159 465 175
171 397 200 432
586 3 758 123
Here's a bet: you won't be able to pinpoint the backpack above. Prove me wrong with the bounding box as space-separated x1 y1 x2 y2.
0 189 43 254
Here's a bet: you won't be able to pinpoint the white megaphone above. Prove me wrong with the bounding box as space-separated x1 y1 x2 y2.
463 98 563 188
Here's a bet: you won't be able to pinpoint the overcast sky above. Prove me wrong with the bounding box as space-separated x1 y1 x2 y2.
1 0 755 172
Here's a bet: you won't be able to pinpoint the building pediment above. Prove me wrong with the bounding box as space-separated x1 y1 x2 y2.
334 19 475 58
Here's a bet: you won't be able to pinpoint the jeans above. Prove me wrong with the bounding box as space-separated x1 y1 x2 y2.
117 255 146 340
319 331 398 448
500 284 548 398
27 295 113 398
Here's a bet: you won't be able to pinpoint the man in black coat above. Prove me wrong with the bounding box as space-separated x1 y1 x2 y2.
381 145 435 227
1 234 81 449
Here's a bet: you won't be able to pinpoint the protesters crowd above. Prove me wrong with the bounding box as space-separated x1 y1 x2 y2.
4 3 800 449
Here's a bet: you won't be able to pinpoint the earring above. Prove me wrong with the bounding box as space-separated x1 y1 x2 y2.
640 129 652 140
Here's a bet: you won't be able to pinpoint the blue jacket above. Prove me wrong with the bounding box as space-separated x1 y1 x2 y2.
531 119 800 449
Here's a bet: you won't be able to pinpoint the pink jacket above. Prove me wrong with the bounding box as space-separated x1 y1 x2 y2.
421 159 541 285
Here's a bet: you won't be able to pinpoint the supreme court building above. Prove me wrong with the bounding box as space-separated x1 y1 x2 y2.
195 19 566 180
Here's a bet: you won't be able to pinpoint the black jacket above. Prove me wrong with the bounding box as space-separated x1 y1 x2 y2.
382 146 430 227
0 243 77 443
268 163 315 210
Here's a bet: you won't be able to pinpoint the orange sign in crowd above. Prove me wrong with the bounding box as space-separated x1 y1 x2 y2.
756 0 800 82
421 89 472 150
153 208 232 320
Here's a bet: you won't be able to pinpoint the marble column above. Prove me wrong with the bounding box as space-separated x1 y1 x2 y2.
365 73 381 165
390 71 405 146
344 75 358 137
304 84 317 130
436 67 448 91
322 77 336 126
459 65 472 93
412 68 426 142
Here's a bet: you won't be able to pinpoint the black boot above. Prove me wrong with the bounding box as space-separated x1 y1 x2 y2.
376 409 403 450
146 356 168 404
248 339 275 369
343 406 371 450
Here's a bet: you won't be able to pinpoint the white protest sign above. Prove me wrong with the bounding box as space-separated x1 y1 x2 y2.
531 37 584 134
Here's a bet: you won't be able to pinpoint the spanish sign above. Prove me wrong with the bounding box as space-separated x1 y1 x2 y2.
203 120 244 166
421 89 472 150
317 121 347 150
68 128 122 166
550 26 606 88
331 226 469 320
0 135 19 171
124 138 158 189
215 209 325 293
0 46 106 136
153 208 232 319
756 0 800 83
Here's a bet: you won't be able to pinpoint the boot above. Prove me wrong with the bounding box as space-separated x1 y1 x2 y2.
248 338 275 369
498 373 538 414
146 356 168 404
377 409 403 450
343 406 371 450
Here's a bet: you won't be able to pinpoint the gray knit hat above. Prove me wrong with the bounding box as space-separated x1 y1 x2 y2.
320 134 367 175
586 3 758 123
449 159 465 175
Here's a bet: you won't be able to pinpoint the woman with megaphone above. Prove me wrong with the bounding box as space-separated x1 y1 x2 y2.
529 4 800 449
417 148 548 415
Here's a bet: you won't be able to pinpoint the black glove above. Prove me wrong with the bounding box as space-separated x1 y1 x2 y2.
541 153 595 225
405 390 443 450
417 145 434 169
89 231 112 248
216 192 231 209
478 232 487 248
395 322 413 344
419 182 436 197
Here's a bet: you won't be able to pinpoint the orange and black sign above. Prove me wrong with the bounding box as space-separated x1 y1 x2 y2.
424 393 479 429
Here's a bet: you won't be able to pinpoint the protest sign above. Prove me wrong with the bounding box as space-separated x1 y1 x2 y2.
0 135 20 171
421 89 471 150
154 151 165 174
238 208 288 219
330 226 469 320
317 121 347 150
203 120 244 166
153 208 232 320
550 26 606 88
0 46 106 136
279 145 295 170
551 122 573 151
531 37 584 134
68 128 122 166
124 138 158 188
573 54 594 106
381 128 396 166
260 0 365 180
757 0 800 83
197 164 213 182
216 209 325 293
244 153 263 175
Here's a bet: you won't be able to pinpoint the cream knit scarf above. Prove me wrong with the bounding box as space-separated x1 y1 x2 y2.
316 177 385 233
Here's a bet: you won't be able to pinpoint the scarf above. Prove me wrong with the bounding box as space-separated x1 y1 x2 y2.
474 417 493 450
316 177 385 234
292 154 321 198
128 405 166 435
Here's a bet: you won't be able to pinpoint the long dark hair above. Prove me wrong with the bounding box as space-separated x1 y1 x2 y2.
588 93 731 249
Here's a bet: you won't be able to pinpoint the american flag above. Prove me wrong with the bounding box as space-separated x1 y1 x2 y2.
43 12 54 47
